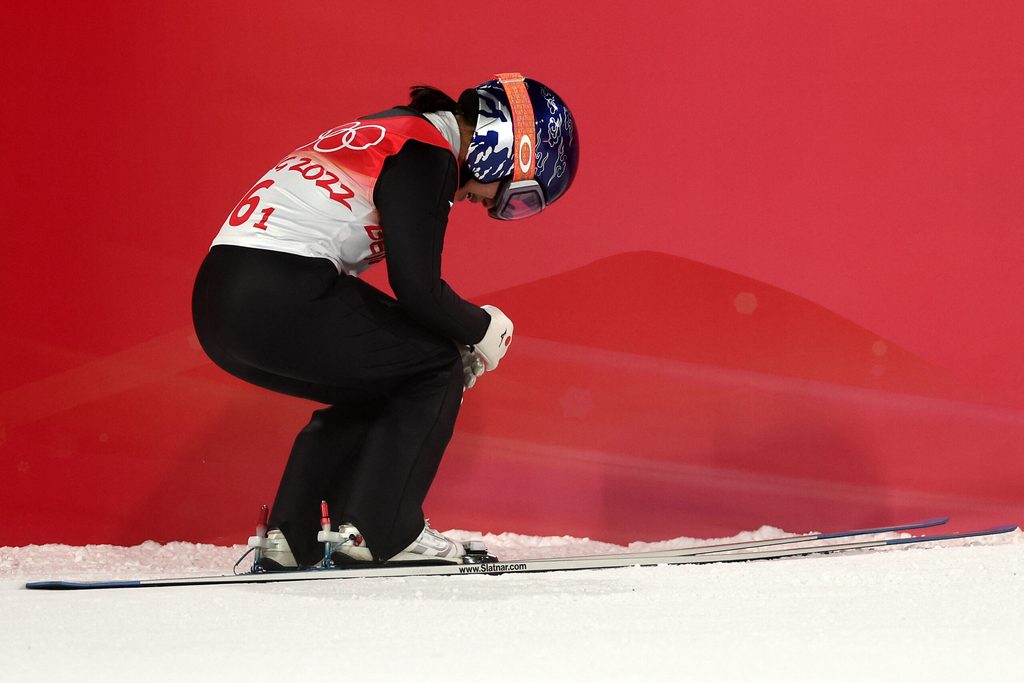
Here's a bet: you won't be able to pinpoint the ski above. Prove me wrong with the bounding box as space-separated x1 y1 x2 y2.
24 521 1016 591
555 515 950 560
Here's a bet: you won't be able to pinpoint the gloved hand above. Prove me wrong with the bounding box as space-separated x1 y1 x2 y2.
473 305 514 371
459 345 485 390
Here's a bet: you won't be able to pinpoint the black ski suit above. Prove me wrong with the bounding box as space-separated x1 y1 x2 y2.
192 108 489 564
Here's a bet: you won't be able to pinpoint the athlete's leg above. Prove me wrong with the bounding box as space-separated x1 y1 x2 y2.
193 246 466 562
341 349 465 562
266 403 384 566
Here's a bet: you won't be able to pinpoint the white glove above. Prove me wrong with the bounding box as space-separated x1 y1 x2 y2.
459 345 485 389
473 305 514 371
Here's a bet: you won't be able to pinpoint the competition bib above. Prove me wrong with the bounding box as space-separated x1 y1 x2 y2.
211 113 455 275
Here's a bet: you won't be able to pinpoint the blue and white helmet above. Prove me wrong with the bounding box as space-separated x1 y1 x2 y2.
463 73 579 220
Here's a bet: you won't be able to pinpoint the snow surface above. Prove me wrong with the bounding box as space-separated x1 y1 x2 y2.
2 527 1023 682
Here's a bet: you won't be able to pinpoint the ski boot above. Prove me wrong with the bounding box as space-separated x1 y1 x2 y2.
325 520 496 566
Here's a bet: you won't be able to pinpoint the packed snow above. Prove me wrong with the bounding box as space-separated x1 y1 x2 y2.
2 527 1022 682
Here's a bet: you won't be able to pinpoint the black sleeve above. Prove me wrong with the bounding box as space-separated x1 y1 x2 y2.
374 140 490 345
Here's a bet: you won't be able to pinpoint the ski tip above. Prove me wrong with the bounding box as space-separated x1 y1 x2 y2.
25 580 143 590
816 515 949 540
893 516 950 529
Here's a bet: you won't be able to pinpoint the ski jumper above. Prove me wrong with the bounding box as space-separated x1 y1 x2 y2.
192 107 489 564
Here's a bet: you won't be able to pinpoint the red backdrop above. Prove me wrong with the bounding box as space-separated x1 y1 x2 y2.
2 1 1022 546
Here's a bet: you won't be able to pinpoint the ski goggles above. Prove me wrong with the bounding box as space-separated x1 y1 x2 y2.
488 177 547 220
487 72 546 221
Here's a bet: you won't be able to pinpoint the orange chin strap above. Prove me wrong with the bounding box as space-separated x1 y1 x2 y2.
495 72 536 182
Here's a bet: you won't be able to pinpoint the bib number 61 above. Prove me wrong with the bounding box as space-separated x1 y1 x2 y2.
229 179 275 230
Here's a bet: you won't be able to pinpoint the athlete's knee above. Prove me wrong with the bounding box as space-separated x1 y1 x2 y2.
302 407 336 433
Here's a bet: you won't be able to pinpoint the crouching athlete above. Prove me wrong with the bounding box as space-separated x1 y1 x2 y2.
192 73 579 568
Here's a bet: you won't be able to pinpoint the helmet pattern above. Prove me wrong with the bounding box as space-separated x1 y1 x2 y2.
466 77 579 206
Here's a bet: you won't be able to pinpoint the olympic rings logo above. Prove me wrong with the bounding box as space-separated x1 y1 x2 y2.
314 122 387 153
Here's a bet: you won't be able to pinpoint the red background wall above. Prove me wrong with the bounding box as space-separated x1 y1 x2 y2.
2 1 1022 546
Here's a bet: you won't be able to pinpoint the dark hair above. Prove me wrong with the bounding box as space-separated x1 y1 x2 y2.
407 86 459 114
457 88 479 123
407 85 480 123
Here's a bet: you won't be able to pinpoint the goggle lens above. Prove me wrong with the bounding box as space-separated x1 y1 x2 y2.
489 179 546 221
